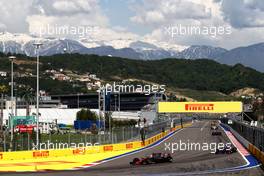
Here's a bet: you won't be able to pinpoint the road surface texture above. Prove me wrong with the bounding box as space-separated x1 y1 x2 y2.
3 121 264 176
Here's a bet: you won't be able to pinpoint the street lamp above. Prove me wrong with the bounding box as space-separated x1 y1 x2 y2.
9 56 16 149
33 42 43 149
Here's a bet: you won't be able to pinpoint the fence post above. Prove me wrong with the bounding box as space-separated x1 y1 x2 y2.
68 132 70 146
3 131 6 152
111 128 114 144
21 133 24 151
131 127 133 139
98 132 101 145
253 129 256 146
89 134 92 144
27 133 30 150
122 127 125 142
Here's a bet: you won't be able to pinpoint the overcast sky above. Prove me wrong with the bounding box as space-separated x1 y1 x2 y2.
0 0 264 49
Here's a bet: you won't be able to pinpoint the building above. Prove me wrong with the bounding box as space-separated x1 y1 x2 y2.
53 73 70 81
2 108 142 125
89 74 99 80
77 76 91 82
50 92 165 110
1 93 165 125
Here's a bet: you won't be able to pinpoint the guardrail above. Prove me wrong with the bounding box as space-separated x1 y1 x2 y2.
221 118 264 165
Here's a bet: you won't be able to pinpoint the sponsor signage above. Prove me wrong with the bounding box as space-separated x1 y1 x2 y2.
33 151 49 158
103 145 113 151
185 103 214 111
158 102 243 113
126 143 133 149
73 148 86 155
15 125 35 133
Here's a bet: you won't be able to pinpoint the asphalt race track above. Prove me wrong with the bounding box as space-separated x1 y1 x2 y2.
3 121 264 176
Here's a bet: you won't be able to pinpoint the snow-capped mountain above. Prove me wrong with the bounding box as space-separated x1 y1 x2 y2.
1 32 264 72
81 46 143 59
129 41 179 60
0 32 183 59
178 45 228 60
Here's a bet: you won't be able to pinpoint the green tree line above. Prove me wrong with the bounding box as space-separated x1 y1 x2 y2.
1 53 264 95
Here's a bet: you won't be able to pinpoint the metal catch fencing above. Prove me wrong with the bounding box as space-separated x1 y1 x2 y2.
221 118 264 152
0 117 192 152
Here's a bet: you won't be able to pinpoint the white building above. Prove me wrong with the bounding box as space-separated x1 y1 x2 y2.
2 108 140 125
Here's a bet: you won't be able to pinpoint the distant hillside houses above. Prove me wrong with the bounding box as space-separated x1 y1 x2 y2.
45 69 101 90
53 73 70 81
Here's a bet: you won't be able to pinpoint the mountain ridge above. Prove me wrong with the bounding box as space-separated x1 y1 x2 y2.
0 32 264 72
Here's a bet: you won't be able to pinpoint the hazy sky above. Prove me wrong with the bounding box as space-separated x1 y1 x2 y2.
0 0 264 49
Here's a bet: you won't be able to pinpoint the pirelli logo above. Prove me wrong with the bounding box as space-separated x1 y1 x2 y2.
73 148 86 155
103 145 113 151
126 143 133 149
185 104 214 111
33 151 49 158
158 102 242 113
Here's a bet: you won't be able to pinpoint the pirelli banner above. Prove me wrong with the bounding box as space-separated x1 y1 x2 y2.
158 102 243 113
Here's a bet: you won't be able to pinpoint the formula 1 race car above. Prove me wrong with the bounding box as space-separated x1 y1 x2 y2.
212 131 222 135
215 145 237 154
211 121 219 130
211 125 218 130
130 153 173 165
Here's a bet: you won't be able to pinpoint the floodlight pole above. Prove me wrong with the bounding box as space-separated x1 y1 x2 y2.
33 43 42 149
103 88 106 132
98 88 101 131
9 56 16 150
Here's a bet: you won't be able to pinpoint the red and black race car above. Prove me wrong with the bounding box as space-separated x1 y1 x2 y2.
130 153 173 165
212 131 222 135
215 145 237 154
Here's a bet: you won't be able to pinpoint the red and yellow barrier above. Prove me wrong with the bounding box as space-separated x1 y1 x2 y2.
248 143 264 165
0 122 192 172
